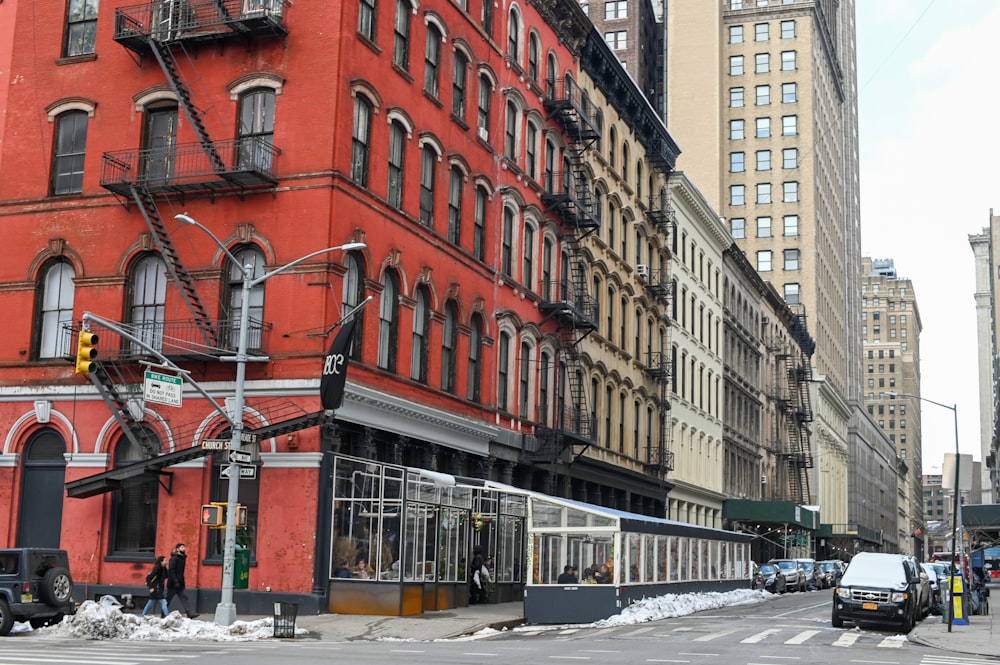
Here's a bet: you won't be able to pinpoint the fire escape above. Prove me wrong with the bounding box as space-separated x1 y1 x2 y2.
64 0 323 499
640 185 676 477
527 77 601 479
771 306 816 504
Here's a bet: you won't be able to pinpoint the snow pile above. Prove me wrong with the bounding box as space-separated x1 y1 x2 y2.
596 589 773 627
32 595 296 641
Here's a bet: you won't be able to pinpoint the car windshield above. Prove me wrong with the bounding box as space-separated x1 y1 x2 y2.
819 562 834 571
800 562 814 572
775 561 795 571
759 564 777 575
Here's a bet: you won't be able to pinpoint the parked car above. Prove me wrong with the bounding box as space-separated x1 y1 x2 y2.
0 548 75 636
818 560 845 587
906 556 933 618
769 559 807 592
920 562 942 614
832 552 923 632
755 563 788 594
796 558 823 590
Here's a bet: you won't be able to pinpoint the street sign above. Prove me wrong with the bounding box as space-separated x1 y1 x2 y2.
220 464 257 480
201 439 230 451
240 431 259 445
143 370 183 407
229 449 253 464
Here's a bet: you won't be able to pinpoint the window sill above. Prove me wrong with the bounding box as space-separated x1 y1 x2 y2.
356 34 382 55
423 90 443 108
56 53 97 66
392 64 413 84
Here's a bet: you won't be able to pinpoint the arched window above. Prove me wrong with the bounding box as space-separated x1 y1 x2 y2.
478 74 493 138
508 9 521 62
111 430 160 555
545 54 557 98
528 32 540 81
51 110 89 195
342 252 366 360
223 245 266 351
621 143 629 182
128 253 168 354
541 236 553 301
544 137 556 192
609 126 617 168
525 119 539 180
387 120 406 208
519 340 531 417
522 222 535 290
538 349 551 425
452 50 469 120
467 314 483 402
411 285 430 383
237 88 276 172
448 165 463 243
378 270 400 371
497 330 511 411
441 301 459 393
419 144 436 225
352 96 372 186
424 24 442 97
501 207 514 276
35 260 75 359
473 186 487 261
504 99 518 160
606 285 615 341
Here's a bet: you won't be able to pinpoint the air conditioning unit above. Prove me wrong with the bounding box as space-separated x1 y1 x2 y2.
636 264 650 280
477 126 489 141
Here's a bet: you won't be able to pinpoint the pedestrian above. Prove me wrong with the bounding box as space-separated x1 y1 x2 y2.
141 555 169 618
557 564 578 584
469 545 486 604
166 543 199 619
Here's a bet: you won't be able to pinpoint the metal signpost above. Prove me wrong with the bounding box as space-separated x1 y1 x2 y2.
176 212 365 626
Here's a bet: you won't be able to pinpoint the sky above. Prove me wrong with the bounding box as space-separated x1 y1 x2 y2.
855 1 1000 475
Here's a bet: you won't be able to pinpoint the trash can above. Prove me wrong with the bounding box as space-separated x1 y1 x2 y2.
273 601 298 638
234 545 249 590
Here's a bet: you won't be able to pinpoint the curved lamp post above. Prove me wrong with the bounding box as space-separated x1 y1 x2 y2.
176 212 365 625
888 391 960 632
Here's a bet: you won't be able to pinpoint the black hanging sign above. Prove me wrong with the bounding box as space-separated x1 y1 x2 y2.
320 318 356 410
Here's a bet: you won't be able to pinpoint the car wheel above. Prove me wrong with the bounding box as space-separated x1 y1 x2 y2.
831 607 844 628
0 599 13 636
39 567 73 605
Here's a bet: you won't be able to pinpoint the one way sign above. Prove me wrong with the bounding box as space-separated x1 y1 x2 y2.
220 464 257 480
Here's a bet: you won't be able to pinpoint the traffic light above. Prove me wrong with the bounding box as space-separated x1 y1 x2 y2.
200 503 225 527
75 331 98 375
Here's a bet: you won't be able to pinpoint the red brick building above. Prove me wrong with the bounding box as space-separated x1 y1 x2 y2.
0 0 674 615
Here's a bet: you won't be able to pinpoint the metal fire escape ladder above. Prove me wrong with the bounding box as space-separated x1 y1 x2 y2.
87 359 160 458
147 37 227 175
130 185 218 348
784 310 816 504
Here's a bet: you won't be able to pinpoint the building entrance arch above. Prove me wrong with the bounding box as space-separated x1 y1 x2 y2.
17 428 67 547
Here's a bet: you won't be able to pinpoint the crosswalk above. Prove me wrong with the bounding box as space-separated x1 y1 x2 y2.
0 639 281 665
514 624 916 649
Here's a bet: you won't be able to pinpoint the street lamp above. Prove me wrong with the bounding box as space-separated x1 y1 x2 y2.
887 391 960 633
176 212 365 625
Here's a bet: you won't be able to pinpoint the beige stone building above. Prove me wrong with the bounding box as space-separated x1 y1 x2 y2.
970 218 1000 504
861 257 924 554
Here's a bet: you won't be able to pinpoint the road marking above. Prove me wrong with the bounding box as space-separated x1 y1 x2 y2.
693 627 740 642
784 630 819 644
741 628 781 643
646 661 690 663
390 650 426 653
676 653 719 657
548 657 591 660
833 633 861 647
578 650 622 653
848 660 900 664
672 626 695 631
876 638 904 649
624 627 656 636
462 653 499 657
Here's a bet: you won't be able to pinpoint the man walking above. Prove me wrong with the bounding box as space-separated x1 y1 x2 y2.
166 543 199 619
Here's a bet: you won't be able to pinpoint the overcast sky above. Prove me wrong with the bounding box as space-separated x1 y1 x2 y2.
855 0 998 475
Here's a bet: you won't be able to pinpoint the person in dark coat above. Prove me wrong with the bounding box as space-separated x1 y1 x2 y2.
141 555 169 617
557 564 578 584
469 545 486 604
166 543 199 619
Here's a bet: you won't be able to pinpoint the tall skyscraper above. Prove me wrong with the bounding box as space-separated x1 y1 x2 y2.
970 216 1000 503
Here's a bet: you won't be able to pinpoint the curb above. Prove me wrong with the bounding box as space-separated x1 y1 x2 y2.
450 617 527 639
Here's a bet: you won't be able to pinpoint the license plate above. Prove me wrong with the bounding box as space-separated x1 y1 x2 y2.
862 602 878 610
21 593 33 603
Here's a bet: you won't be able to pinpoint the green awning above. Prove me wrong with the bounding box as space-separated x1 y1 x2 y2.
723 499 819 530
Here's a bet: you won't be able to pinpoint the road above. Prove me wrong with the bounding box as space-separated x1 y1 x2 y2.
1 591 981 665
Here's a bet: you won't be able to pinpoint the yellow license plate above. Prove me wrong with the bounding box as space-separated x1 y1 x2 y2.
21 593 32 602
862 602 878 610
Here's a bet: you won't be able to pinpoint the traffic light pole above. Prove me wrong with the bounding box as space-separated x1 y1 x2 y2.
176 213 364 626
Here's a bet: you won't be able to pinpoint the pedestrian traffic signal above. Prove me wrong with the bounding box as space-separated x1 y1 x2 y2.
236 504 248 528
200 503 225 527
75 331 98 375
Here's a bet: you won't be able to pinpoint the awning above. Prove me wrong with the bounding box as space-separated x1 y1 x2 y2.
723 499 819 530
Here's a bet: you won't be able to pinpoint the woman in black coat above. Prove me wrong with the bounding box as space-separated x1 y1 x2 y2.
141 556 169 617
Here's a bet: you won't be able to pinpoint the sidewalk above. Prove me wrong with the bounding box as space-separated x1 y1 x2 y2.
909 603 999 657
291 602 526 641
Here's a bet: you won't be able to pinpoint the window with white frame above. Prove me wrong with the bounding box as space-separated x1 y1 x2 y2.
756 182 771 204
781 50 796 70
783 181 798 202
730 55 744 76
756 216 772 238
730 152 745 172
605 0 627 19
756 116 770 138
783 283 800 304
605 31 627 50
730 184 745 206
755 53 769 73
35 260 75 359
783 214 798 236
783 147 797 169
64 0 98 56
782 114 797 135
730 218 745 239
730 87 744 107
756 150 771 171
782 82 797 103
755 85 770 105
781 20 795 39
730 119 745 139
783 248 799 270
756 250 772 272
730 25 744 44
755 23 769 41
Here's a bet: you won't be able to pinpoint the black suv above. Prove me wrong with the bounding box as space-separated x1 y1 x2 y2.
832 552 921 632
0 548 75 635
